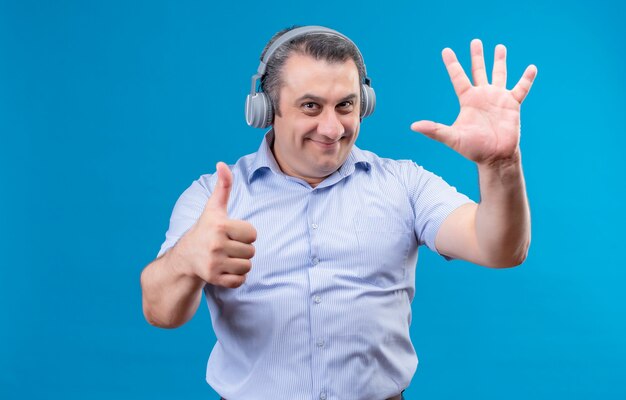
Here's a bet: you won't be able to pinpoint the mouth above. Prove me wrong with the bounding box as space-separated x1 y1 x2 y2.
310 138 338 145
307 136 348 150
306 138 340 151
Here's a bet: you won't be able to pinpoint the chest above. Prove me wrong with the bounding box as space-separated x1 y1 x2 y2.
226 173 416 290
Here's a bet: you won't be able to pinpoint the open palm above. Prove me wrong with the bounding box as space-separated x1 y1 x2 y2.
411 40 537 164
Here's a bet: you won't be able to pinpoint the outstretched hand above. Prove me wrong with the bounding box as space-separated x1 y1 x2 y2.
411 39 537 165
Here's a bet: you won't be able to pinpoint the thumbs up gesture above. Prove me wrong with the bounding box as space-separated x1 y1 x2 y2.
174 162 257 288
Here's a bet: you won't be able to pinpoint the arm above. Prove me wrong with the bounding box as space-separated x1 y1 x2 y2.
411 40 537 268
140 163 257 328
140 244 206 328
435 157 530 268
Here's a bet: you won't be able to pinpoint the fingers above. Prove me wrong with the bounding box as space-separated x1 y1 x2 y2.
492 44 507 88
206 162 233 213
442 40 534 103
410 120 457 149
442 47 472 98
216 273 247 289
206 235 254 289
213 222 256 287
224 239 256 259
470 40 507 87
216 257 252 288
511 64 538 104
470 39 488 86
226 220 257 244
221 257 253 276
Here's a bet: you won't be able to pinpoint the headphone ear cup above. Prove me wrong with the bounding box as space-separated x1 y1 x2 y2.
360 84 376 118
245 93 274 128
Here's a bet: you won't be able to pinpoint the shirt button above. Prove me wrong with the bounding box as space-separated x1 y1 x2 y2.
311 223 318 229
313 295 321 304
320 392 327 400
312 257 319 265
316 338 325 348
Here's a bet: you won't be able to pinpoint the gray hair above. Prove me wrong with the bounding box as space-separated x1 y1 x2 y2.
259 26 367 116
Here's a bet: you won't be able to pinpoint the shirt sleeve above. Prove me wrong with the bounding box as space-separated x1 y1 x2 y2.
400 161 476 258
156 176 214 258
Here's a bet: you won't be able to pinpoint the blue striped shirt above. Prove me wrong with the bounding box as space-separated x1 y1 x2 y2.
157 132 474 400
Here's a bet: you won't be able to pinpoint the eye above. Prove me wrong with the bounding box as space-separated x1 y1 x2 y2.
337 100 355 112
302 102 320 111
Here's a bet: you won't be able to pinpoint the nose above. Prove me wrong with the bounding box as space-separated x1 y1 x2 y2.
317 110 344 139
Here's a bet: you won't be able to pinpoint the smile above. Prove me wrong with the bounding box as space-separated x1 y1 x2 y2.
308 138 341 149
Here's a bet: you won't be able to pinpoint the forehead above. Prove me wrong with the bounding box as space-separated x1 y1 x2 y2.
279 53 360 98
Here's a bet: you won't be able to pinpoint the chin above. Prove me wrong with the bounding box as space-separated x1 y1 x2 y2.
315 159 343 175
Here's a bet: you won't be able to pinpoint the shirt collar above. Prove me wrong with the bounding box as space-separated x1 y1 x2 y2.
246 130 371 184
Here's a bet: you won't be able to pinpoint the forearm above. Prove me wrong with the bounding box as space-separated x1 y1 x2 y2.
475 154 531 267
140 243 206 328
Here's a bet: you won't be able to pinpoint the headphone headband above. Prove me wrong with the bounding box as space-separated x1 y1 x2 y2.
256 26 367 77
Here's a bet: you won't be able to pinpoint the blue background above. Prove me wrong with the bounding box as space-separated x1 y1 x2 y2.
1 0 625 398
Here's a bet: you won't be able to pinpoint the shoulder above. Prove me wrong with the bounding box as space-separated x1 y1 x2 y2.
192 151 259 194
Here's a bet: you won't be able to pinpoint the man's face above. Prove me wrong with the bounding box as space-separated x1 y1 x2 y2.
272 53 361 187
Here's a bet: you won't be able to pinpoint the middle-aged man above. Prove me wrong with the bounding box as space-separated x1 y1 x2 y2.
141 25 537 400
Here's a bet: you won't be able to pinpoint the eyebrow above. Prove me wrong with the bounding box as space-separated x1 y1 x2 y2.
295 93 358 104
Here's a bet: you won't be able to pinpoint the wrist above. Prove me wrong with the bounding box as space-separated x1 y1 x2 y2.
477 150 523 180
167 237 200 281
476 150 528 205
477 148 521 169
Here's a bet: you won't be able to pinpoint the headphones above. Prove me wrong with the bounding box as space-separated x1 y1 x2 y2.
245 26 376 129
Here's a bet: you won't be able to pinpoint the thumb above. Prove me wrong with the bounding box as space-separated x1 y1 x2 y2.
410 120 457 149
207 162 233 212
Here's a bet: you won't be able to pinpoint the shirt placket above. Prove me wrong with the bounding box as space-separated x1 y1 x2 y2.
306 187 331 400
